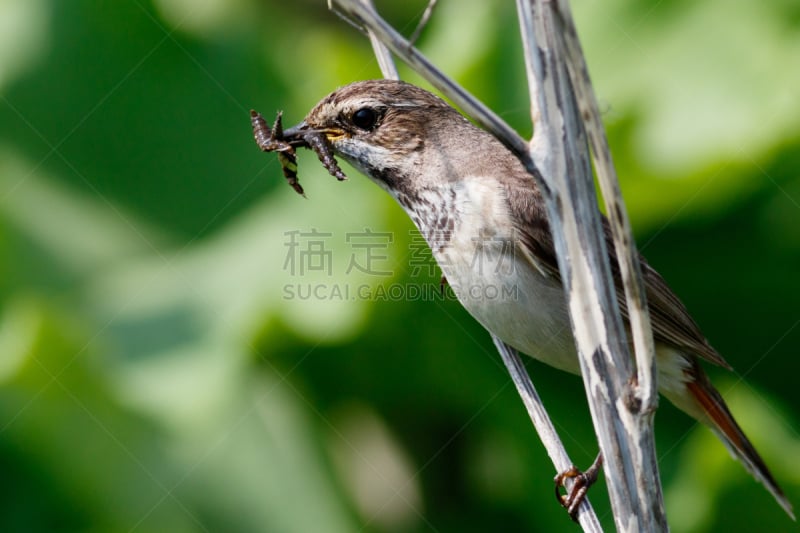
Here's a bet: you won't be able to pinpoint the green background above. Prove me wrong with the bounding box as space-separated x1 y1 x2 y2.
1 0 798 531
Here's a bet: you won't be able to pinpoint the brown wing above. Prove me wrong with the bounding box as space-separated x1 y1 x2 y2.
611 232 732 369
505 182 732 369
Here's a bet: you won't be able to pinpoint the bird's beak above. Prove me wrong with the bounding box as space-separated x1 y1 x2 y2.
280 120 312 149
284 120 346 145
282 120 309 140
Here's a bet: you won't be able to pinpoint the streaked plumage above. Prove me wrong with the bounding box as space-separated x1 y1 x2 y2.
280 79 793 518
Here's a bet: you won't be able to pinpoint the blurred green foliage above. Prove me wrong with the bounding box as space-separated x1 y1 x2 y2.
1 0 798 531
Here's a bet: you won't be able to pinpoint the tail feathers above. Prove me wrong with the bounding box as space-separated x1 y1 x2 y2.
686 379 795 519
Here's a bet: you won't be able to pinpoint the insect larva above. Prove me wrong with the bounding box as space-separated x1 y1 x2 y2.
278 151 304 196
305 132 347 181
250 108 348 195
251 109 305 196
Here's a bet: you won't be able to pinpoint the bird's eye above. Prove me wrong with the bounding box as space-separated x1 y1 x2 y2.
351 107 379 131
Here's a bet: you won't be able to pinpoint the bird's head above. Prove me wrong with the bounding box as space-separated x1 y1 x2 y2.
283 79 479 196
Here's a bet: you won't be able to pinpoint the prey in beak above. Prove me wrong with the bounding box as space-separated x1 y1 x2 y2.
250 109 347 197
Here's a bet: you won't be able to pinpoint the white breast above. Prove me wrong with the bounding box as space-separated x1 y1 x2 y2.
391 176 700 407
404 177 581 374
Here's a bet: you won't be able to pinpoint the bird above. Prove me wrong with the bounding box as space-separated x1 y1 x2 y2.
259 79 794 518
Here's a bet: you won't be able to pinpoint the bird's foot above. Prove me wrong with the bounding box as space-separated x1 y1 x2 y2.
554 453 603 521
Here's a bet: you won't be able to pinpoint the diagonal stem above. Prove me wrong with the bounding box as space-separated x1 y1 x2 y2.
516 0 667 529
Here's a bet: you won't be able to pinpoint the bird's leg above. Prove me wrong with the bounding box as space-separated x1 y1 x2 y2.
554 453 603 521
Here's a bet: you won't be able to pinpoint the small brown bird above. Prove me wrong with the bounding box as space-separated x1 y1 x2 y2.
259 79 793 518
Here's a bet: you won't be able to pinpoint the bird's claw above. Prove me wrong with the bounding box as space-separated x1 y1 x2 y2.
554 454 603 521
